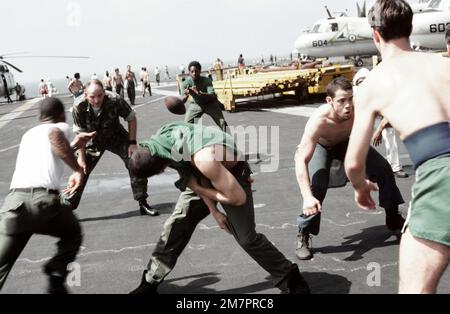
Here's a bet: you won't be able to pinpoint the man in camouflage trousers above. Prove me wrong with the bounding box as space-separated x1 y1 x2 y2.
64 79 158 216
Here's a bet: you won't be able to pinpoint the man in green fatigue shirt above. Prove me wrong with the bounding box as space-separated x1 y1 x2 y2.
128 121 310 294
181 61 228 132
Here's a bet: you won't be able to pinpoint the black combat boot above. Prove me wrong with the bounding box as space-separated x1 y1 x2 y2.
385 212 405 231
139 200 159 216
129 271 158 294
280 264 311 294
44 265 69 294
47 275 69 294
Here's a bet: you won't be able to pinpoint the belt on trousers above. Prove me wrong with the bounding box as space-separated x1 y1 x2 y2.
10 187 60 195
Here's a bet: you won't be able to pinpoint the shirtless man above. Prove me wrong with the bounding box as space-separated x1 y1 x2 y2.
139 67 152 97
39 79 48 98
103 71 113 91
125 65 137 106
345 0 450 293
128 122 310 294
67 73 84 98
113 68 125 98
294 77 405 260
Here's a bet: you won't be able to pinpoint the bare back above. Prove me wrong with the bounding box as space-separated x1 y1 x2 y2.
68 79 83 94
359 52 450 139
191 145 245 205
191 145 239 171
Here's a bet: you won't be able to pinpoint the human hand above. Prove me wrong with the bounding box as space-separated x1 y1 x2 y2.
302 196 322 216
212 210 231 234
354 179 379 210
63 171 84 195
187 86 199 96
73 131 96 150
128 144 137 158
372 132 382 146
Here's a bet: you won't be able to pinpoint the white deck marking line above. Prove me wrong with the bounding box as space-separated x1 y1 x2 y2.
0 98 40 130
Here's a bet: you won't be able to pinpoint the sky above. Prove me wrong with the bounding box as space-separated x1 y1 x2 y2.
2 0 421 84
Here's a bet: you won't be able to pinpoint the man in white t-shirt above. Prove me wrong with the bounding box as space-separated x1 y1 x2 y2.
0 97 95 293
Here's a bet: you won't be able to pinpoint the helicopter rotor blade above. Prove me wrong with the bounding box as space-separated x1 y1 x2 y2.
0 60 23 73
0 51 31 58
5 55 90 59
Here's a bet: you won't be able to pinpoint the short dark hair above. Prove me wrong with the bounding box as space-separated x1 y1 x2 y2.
39 97 65 122
188 61 202 71
368 0 413 42
74 72 80 79
129 147 169 178
446 25 450 45
326 77 353 98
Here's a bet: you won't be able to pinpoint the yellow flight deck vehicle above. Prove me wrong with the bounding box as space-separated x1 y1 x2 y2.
176 63 354 112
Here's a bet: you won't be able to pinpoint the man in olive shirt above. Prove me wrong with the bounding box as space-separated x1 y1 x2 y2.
64 79 158 216
128 122 310 294
181 61 228 132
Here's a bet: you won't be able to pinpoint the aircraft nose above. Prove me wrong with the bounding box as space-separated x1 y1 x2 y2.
295 35 307 49
294 35 311 56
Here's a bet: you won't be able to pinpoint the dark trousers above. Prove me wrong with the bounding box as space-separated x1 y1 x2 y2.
0 190 82 290
115 85 124 98
184 101 228 133
143 162 293 288
297 141 405 235
63 138 148 210
127 81 136 105
143 82 152 96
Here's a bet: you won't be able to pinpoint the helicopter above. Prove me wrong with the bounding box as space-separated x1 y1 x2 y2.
0 52 89 102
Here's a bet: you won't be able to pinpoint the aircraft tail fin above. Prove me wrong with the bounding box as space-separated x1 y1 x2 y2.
357 1 367 18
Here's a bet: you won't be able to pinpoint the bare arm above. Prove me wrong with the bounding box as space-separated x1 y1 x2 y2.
67 80 74 93
372 116 392 146
193 180 231 234
70 131 96 152
190 151 246 206
295 131 318 199
127 116 137 142
182 88 190 104
345 90 379 210
294 117 323 215
49 128 83 172
127 116 137 157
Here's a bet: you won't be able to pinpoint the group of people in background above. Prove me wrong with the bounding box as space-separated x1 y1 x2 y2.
64 65 171 106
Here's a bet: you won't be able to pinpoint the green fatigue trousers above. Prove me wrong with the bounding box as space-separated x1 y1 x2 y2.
0 189 82 290
184 101 228 133
143 162 294 289
63 136 148 210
